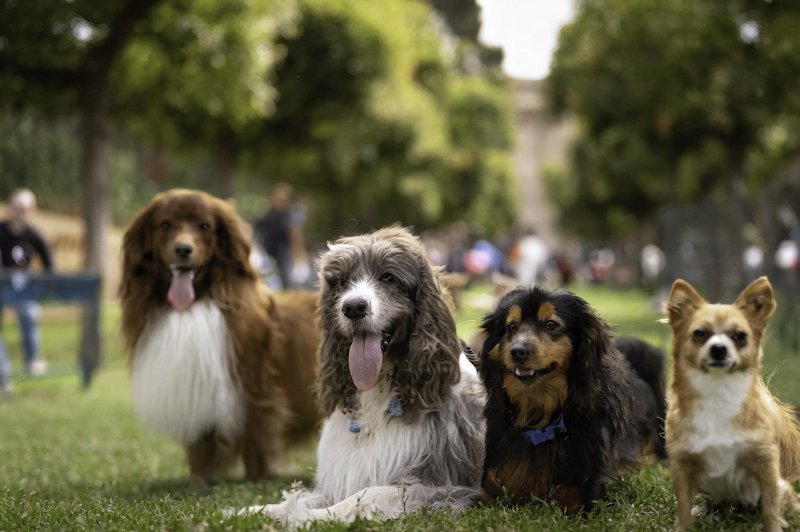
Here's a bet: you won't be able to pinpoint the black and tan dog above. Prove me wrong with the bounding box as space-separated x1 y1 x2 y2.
478 286 665 512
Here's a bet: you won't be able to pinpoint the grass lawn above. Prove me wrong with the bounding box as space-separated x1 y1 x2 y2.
1 283 799 530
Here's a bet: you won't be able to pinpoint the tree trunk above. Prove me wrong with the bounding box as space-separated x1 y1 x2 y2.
214 138 237 199
80 82 112 274
77 79 111 386
720 144 747 300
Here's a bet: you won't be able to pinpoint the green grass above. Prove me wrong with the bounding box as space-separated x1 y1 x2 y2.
1 284 799 530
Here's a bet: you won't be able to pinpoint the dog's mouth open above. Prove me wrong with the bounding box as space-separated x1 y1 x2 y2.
167 265 196 311
349 328 393 391
512 362 557 382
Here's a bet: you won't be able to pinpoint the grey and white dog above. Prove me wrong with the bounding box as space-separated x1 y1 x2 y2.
238 226 486 525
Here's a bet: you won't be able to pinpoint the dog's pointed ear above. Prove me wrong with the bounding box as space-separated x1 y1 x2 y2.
665 279 704 329
734 276 776 330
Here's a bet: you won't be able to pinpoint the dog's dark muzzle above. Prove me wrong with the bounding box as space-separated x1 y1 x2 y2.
706 343 731 368
508 343 557 381
342 296 370 321
510 343 530 363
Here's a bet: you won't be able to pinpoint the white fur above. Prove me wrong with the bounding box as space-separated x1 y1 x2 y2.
129 300 244 443
685 366 760 504
337 278 381 332
238 353 484 526
701 333 738 363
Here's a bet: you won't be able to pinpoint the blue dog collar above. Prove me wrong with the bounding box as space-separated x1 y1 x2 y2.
348 396 404 434
523 415 566 446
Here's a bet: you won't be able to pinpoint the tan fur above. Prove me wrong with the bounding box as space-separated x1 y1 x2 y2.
493 307 572 429
665 277 800 531
119 188 322 481
484 459 550 502
537 302 556 322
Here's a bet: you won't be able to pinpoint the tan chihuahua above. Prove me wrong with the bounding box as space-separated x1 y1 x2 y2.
665 277 800 531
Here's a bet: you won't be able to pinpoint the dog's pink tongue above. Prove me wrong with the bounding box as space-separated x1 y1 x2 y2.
349 333 383 391
167 270 195 311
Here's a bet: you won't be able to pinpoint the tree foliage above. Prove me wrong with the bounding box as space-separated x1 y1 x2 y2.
547 0 800 238
239 0 516 237
0 0 516 242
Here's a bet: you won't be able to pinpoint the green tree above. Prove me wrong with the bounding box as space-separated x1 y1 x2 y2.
0 0 164 274
1 0 516 245
247 0 516 237
112 0 287 198
548 0 800 293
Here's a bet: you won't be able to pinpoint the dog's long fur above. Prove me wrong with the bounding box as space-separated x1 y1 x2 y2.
240 226 485 525
119 188 321 482
665 277 800 531
479 286 664 512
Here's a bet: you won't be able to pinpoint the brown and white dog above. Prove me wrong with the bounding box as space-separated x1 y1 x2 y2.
665 277 800 531
119 188 321 482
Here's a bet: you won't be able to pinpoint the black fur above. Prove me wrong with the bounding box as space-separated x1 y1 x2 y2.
613 336 667 460
478 286 664 511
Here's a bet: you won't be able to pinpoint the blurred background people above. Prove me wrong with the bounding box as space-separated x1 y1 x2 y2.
0 188 53 390
253 183 310 290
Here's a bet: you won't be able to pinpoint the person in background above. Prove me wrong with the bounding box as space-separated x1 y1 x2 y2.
253 183 309 290
0 188 53 392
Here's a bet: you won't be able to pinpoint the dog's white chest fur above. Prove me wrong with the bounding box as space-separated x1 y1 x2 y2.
129 300 244 443
685 369 760 504
315 387 426 503
315 354 480 503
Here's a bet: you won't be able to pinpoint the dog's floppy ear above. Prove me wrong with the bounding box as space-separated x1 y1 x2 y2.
569 294 613 400
316 332 355 417
119 196 164 352
479 304 506 358
120 197 161 283
212 197 255 278
402 262 460 410
734 276 776 333
665 279 704 330
479 288 523 359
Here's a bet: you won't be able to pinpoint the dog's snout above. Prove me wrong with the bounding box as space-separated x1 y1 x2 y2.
510 344 529 363
342 297 369 320
709 343 728 361
174 243 194 259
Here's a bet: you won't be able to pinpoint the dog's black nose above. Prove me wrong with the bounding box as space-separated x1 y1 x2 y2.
709 344 727 361
342 297 369 320
174 243 193 258
510 345 528 362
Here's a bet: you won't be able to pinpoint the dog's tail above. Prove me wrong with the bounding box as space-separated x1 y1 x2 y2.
614 336 667 460
776 399 800 481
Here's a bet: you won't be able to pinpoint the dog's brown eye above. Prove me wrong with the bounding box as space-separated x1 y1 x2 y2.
692 328 708 340
381 273 396 284
198 222 210 231
544 320 558 331
507 323 518 334
730 331 747 345
159 221 171 230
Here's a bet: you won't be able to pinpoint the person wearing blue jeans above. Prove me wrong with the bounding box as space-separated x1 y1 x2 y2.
0 335 10 395
0 300 42 373
0 188 53 392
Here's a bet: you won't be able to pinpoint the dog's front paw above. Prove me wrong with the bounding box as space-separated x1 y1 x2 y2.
219 502 289 521
257 501 294 523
